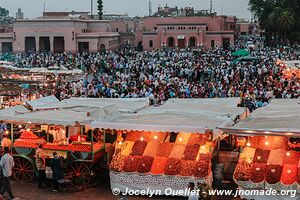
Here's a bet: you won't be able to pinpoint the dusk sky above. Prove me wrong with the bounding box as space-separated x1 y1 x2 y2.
2 0 251 19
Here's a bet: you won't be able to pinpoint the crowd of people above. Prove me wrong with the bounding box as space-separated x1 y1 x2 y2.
45 47 299 108
6 37 300 111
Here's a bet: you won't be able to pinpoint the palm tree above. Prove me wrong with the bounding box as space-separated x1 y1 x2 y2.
97 0 103 20
278 10 295 42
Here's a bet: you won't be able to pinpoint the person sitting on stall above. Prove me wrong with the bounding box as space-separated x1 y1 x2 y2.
1 134 12 149
36 144 46 189
49 127 58 142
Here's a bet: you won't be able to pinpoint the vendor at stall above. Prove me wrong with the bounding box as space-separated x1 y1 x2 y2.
1 134 12 149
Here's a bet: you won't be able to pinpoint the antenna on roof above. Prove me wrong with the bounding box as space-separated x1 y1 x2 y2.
149 1 152 16
91 0 93 19
43 1 46 20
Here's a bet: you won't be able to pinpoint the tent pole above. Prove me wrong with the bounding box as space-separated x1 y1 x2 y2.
11 123 13 153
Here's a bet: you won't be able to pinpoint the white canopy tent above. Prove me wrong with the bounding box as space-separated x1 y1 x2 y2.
283 60 300 70
35 97 149 113
92 98 246 133
29 68 83 75
0 98 120 126
25 95 60 110
219 99 300 136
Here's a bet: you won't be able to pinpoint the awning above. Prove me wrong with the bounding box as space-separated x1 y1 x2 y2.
219 99 300 137
92 98 246 133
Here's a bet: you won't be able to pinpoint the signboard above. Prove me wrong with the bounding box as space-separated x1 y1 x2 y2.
177 35 185 39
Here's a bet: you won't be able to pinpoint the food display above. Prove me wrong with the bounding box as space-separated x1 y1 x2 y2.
283 151 300 165
188 134 206 145
44 143 70 151
130 141 147 156
150 157 168 175
258 136 288 150
267 150 285 165
239 147 255 163
265 164 283 184
253 149 270 163
110 153 127 172
164 158 181 175
281 164 298 185
143 141 160 157
125 131 151 142
110 132 213 183
251 163 266 183
14 139 40 149
179 160 196 176
197 153 211 162
234 161 252 181
183 144 200 160
123 156 141 172
169 144 186 159
20 130 39 139
120 141 135 156
150 132 165 142
156 142 174 157
195 161 210 178
234 135 300 192
175 133 191 145
137 156 154 173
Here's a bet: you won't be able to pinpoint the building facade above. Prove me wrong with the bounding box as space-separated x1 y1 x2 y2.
0 10 247 53
140 15 236 51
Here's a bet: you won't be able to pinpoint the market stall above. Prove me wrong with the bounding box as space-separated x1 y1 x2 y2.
92 98 246 196
282 60 300 79
219 99 300 200
0 97 123 185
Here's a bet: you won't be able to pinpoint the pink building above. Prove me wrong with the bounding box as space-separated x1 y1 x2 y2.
140 15 236 51
0 11 242 53
1 12 119 53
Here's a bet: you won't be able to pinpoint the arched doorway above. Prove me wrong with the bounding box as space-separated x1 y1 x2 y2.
149 40 153 48
167 37 175 48
189 37 196 48
100 44 106 53
137 41 143 51
211 40 215 48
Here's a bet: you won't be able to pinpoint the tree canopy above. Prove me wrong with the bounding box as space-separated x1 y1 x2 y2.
0 7 9 17
249 0 300 45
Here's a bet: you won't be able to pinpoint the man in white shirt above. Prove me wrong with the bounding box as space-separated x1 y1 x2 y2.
0 147 17 200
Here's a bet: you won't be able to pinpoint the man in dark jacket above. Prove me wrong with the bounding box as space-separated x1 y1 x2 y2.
51 152 64 192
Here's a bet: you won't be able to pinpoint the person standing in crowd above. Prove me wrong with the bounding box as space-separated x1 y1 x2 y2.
36 144 46 188
51 152 64 192
0 147 18 200
1 134 12 149
0 121 7 140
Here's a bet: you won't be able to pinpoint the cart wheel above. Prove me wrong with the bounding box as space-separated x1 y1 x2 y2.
68 162 91 186
13 156 35 183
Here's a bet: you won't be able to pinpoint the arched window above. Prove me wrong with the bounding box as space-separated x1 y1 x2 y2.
189 37 196 47
149 40 153 48
167 37 175 47
211 40 215 48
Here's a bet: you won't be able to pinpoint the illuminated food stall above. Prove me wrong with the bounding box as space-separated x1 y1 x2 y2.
219 99 300 200
0 97 123 186
277 60 300 79
92 98 247 195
